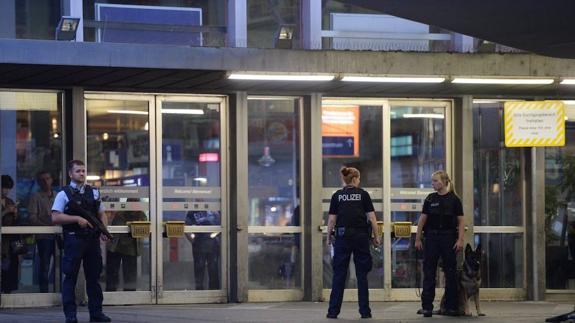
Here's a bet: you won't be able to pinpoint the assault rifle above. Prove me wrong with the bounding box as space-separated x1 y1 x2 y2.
67 195 113 240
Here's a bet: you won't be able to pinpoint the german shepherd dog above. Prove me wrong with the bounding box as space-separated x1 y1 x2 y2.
439 243 485 316
418 243 485 317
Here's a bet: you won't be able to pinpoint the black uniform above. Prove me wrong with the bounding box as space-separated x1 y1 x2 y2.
420 191 463 313
327 186 374 318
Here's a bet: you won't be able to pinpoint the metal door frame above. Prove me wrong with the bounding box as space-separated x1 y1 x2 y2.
85 92 157 305
155 94 228 304
244 96 306 302
319 97 453 302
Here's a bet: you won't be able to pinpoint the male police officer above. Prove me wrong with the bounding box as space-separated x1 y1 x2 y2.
52 160 111 323
326 167 380 319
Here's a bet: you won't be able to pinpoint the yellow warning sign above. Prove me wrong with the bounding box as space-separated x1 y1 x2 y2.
504 101 565 147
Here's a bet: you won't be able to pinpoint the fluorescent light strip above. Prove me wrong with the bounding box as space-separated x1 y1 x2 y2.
342 76 445 83
107 109 148 115
161 109 204 115
562 100 575 105
560 79 575 85
228 73 335 81
403 113 445 119
86 175 101 181
452 78 554 85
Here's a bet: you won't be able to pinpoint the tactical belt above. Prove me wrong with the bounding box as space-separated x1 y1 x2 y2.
334 226 369 238
63 229 100 239
424 229 457 235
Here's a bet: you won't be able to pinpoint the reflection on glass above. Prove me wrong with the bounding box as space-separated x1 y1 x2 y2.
322 234 384 289
0 91 63 293
322 104 383 188
13 1 62 40
248 98 300 227
82 0 227 46
473 103 523 226
105 212 150 291
248 0 301 48
391 234 421 288
545 111 575 290
1 233 61 294
86 99 151 292
249 234 301 289
390 106 445 188
163 236 221 291
161 101 222 291
474 233 523 288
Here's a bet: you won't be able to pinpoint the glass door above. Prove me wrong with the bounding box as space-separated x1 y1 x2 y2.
85 94 156 305
246 97 303 301
156 96 227 304
320 98 451 301
321 98 385 301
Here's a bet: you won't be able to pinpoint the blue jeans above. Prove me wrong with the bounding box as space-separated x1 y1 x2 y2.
421 232 458 311
61 232 103 320
328 233 372 316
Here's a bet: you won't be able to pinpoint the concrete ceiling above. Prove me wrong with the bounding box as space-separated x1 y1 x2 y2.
344 0 575 59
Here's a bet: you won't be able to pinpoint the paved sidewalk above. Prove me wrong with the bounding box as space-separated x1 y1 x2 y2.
0 301 573 322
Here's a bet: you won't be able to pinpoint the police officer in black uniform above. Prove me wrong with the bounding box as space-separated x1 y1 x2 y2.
415 170 464 318
326 167 380 319
51 160 111 323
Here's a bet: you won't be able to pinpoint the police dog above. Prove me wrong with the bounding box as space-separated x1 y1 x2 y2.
438 243 485 316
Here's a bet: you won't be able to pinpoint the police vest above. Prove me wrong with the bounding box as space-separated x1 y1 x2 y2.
62 185 100 233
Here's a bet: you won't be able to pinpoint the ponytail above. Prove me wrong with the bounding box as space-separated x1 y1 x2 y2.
432 170 458 196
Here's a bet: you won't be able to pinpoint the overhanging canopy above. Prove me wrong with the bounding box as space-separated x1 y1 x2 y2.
345 0 575 58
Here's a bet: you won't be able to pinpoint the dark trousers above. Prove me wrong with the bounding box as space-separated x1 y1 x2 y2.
192 248 220 290
62 233 103 320
421 233 458 311
106 251 138 291
1 253 19 293
37 238 55 293
328 233 372 316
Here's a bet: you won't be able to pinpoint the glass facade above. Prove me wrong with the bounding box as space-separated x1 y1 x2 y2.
86 98 152 292
82 0 227 46
247 97 301 290
545 104 575 290
0 91 63 293
473 101 525 288
247 0 301 49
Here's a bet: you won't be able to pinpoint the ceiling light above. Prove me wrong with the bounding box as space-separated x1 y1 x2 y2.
452 78 554 85
161 109 204 115
341 76 445 83
560 79 575 85
228 73 335 81
403 113 445 119
107 109 148 115
562 100 575 105
87 175 101 181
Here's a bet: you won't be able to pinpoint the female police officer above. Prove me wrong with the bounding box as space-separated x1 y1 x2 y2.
415 170 464 317
326 167 380 319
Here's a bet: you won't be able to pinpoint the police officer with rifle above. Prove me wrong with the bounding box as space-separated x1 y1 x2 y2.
52 160 112 323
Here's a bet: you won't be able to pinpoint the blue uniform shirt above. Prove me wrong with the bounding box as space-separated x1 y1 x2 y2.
51 182 105 214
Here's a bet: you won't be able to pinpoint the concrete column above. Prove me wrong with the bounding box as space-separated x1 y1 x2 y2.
62 0 84 41
304 93 323 301
530 147 546 300
0 0 16 38
226 0 247 47
229 92 248 302
452 96 475 245
301 0 322 49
